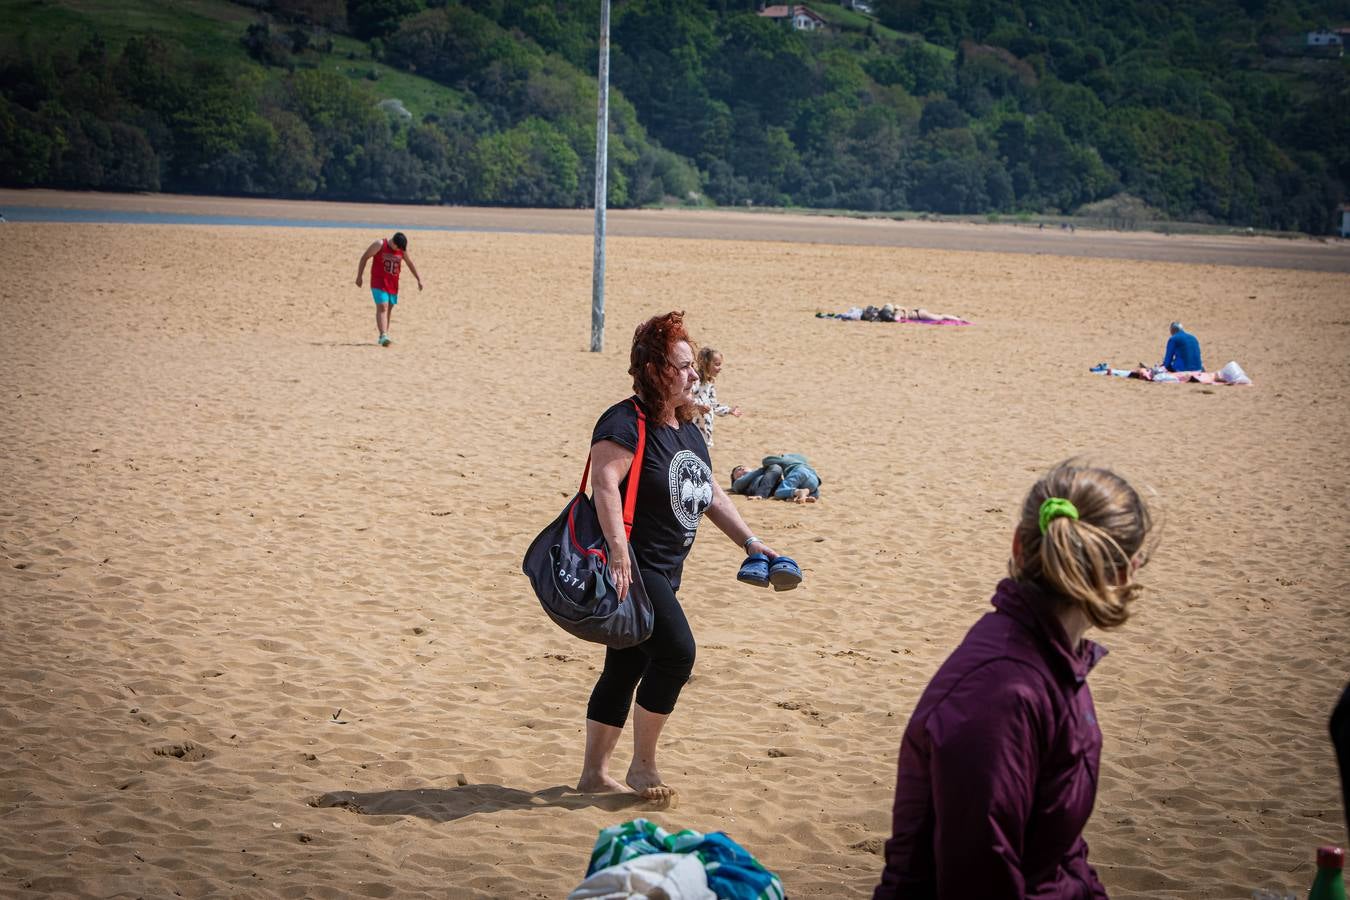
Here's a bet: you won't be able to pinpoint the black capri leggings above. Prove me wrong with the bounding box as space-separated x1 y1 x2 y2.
586 568 696 727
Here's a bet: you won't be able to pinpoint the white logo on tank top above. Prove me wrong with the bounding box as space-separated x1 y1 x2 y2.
668 450 712 530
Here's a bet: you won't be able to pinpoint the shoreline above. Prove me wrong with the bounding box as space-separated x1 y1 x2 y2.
6 187 1349 273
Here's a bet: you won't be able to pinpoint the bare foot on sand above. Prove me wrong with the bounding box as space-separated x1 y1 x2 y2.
577 772 631 794
626 768 677 803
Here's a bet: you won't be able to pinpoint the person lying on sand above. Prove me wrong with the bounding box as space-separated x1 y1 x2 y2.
730 454 820 503
898 306 965 323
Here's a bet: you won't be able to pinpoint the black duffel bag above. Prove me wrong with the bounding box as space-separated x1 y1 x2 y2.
522 401 653 648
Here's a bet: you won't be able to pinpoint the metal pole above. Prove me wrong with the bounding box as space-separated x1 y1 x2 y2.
589 0 611 353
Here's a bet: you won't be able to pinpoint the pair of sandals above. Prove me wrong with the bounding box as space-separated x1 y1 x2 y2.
737 553 803 591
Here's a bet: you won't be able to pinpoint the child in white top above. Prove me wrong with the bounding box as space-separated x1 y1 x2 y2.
692 347 742 447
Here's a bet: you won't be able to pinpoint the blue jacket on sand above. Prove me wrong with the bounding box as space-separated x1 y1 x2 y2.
875 578 1110 900
1163 329 1203 372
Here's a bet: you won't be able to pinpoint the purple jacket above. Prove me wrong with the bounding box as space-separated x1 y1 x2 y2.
874 578 1110 900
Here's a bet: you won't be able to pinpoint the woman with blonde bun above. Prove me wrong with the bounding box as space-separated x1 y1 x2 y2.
875 461 1154 899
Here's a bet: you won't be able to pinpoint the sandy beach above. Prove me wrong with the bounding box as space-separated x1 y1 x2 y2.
1 195 1348 898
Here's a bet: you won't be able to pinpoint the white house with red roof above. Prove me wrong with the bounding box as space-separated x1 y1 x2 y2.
758 5 828 31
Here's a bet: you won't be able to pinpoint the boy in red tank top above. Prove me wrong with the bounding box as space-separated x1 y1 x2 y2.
355 232 423 346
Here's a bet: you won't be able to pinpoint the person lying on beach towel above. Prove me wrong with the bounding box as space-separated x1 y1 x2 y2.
897 305 967 323
816 304 970 325
1089 360 1251 384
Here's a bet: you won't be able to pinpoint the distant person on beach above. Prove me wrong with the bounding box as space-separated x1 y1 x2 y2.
1162 321 1203 372
355 232 422 347
875 460 1155 899
692 347 742 447
899 307 965 323
730 454 821 503
578 312 791 802
872 304 966 323
821 305 967 323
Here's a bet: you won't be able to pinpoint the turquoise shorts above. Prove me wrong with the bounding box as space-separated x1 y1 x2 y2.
371 288 398 306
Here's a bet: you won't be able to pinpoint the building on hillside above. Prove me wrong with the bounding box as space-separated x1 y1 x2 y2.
842 0 874 12
758 5 828 31
1306 27 1344 47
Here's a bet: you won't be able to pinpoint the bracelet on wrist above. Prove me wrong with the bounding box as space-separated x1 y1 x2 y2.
743 535 761 551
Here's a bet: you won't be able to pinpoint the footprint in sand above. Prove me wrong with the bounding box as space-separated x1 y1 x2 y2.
776 699 821 719
152 741 210 761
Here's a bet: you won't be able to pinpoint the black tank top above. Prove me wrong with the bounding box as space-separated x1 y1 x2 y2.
591 397 713 590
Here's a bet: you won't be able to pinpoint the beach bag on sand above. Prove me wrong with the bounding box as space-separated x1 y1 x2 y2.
522 401 653 649
1217 360 1252 384
580 819 785 900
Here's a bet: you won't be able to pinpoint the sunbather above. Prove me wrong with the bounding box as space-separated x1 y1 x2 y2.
899 306 965 323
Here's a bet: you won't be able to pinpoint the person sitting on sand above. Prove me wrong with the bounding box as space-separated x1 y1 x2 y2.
730 454 820 503
1162 321 1203 372
355 232 423 347
578 311 794 802
875 460 1155 899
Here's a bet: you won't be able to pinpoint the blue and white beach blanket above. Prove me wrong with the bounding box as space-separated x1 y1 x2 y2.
585 818 785 900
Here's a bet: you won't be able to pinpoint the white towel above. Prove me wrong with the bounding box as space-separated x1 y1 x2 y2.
567 852 715 900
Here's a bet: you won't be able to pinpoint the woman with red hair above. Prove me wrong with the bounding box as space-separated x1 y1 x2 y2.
579 311 790 801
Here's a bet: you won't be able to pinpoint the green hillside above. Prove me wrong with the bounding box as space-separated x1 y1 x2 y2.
1 0 1345 232
0 0 462 120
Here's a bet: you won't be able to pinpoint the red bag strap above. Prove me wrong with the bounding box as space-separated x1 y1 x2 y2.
577 399 648 542
621 401 647 540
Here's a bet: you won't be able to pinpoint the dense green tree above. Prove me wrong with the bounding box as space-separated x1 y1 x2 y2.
611 0 721 162
912 157 989 213
710 13 812 129
0 99 57 184
471 116 581 205
347 0 422 40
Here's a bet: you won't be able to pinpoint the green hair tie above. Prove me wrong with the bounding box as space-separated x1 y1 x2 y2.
1038 497 1079 534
